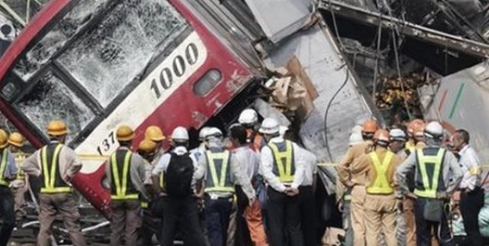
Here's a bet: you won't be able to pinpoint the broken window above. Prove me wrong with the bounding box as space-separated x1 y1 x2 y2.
15 71 95 142
57 0 188 107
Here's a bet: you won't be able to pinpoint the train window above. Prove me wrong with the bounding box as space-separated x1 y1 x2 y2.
193 69 223 96
13 0 111 80
15 71 95 142
57 0 187 107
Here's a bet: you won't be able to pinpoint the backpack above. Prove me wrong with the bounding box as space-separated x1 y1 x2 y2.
164 152 194 197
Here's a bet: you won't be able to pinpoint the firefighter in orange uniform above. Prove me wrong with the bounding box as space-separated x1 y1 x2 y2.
337 119 378 246
355 129 400 246
107 125 149 246
8 132 27 226
22 120 87 246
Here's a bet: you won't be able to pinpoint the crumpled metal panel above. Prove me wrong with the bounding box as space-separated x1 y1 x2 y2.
264 23 381 193
243 0 313 43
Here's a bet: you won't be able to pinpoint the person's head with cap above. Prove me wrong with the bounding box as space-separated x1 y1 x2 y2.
47 120 68 143
259 117 280 142
424 121 444 146
8 132 24 153
116 125 135 147
238 108 258 129
204 127 224 149
373 129 390 149
389 128 407 153
138 139 157 162
198 127 212 143
171 126 189 147
144 126 165 150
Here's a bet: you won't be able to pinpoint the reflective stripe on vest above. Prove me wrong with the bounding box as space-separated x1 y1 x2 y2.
141 201 149 209
15 153 26 180
366 151 395 195
0 149 9 186
111 151 138 200
204 150 234 193
159 172 164 189
413 148 445 198
406 141 415 153
40 144 72 193
344 194 351 201
268 141 294 184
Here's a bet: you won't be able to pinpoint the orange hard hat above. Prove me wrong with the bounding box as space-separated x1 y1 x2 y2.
8 132 24 148
362 119 379 133
408 119 425 135
373 129 390 143
47 120 68 136
138 139 157 153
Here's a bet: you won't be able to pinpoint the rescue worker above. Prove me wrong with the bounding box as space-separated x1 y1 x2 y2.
396 121 463 246
8 132 27 226
191 126 212 161
196 127 255 246
144 125 166 160
259 117 305 246
452 129 484 246
406 119 425 154
229 124 268 246
355 129 400 246
336 129 363 246
107 125 148 246
389 128 416 246
22 120 86 246
137 139 159 246
152 126 205 246
337 118 379 246
238 108 265 152
0 129 17 246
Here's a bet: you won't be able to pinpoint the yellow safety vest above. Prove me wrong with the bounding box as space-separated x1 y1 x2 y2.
40 144 72 193
0 148 9 186
110 150 139 200
268 141 294 184
406 141 415 153
15 152 26 181
367 151 395 195
204 150 234 193
413 148 445 198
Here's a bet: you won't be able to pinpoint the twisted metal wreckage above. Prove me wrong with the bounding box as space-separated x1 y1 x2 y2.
1 0 489 244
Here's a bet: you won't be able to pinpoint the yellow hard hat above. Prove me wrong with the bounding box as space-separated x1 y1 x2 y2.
8 132 24 148
116 125 135 141
138 139 157 153
0 130 8 148
144 126 166 141
47 120 68 136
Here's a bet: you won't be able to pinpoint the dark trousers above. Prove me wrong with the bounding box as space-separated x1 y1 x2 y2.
267 187 303 246
204 195 233 246
460 187 484 246
0 186 14 246
414 198 453 246
160 196 205 246
300 186 317 246
235 186 253 246
139 204 162 246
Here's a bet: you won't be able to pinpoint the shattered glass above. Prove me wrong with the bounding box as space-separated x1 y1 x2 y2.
16 71 94 142
57 0 187 107
13 0 111 80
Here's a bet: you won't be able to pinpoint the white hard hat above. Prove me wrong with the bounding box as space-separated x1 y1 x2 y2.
171 126 189 142
259 118 279 135
205 127 223 140
238 109 258 125
424 121 443 138
199 127 212 141
389 128 407 141
349 131 363 145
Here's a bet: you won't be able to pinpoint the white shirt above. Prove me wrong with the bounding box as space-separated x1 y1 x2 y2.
458 145 481 191
260 136 305 192
299 147 317 186
152 146 200 189
233 146 260 182
190 144 206 162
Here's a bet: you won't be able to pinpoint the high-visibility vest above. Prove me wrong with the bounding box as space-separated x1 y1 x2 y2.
40 144 72 193
110 149 139 200
268 140 295 184
413 148 446 198
159 172 165 189
406 141 415 154
15 152 26 181
204 150 234 193
0 148 9 186
366 151 395 195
